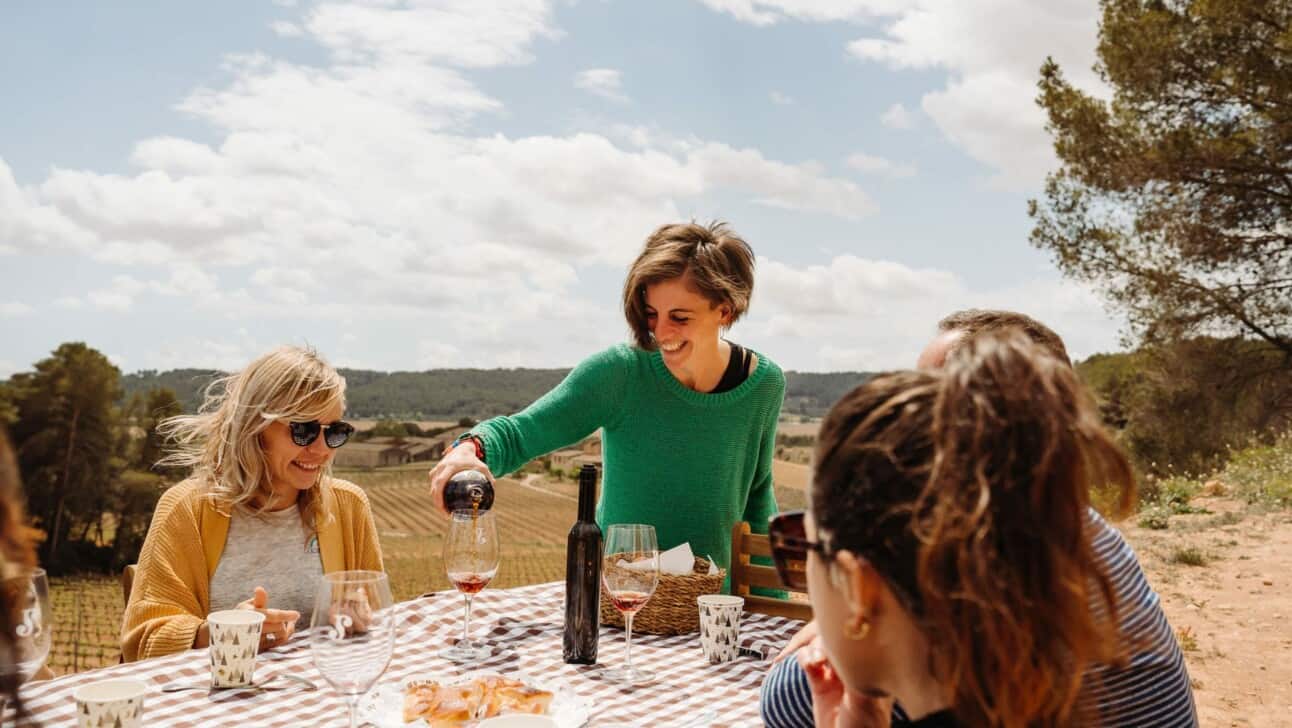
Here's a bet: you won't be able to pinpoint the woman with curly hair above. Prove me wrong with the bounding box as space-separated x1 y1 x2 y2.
120 346 382 662
766 332 1196 726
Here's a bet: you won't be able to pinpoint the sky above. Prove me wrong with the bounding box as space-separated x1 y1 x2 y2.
0 0 1121 376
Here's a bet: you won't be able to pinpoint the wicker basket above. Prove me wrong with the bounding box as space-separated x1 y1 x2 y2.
599 557 726 636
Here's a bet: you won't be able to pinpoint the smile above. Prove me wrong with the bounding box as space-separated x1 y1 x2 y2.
659 341 685 353
292 461 321 472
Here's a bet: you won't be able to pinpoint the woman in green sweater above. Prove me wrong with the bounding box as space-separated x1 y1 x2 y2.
428 221 784 588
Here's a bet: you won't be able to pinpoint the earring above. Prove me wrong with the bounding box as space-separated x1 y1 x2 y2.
844 616 871 641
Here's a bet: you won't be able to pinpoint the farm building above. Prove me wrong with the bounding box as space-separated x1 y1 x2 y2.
333 443 410 469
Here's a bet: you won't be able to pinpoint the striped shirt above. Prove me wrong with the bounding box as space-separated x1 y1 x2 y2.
760 508 1198 727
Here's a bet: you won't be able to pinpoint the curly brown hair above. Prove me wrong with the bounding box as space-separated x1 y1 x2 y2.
812 331 1134 727
621 221 755 350
0 429 39 717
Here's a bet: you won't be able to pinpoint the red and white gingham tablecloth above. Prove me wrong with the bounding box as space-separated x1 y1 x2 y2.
7 582 803 727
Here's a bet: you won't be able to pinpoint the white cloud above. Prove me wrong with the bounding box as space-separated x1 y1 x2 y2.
769 90 794 106
691 144 876 219
844 0 1104 188
574 68 629 103
700 1 1102 188
879 102 915 129
270 20 303 37
3 0 891 370
697 0 901 26
746 254 1118 369
0 302 33 317
54 297 83 309
88 276 145 312
846 152 916 178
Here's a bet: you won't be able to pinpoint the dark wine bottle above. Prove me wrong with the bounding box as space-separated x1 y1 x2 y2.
563 464 602 664
443 469 495 514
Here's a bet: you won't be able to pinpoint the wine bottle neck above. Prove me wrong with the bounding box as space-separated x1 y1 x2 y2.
577 477 597 522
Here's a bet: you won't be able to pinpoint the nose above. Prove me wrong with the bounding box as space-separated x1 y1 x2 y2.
306 432 331 456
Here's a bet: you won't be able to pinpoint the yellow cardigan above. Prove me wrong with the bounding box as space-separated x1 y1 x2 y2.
120 476 384 662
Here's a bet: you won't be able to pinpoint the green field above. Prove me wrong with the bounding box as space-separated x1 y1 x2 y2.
46 467 807 675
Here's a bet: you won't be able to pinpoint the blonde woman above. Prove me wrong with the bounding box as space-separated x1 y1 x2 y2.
120 346 382 662
428 221 785 588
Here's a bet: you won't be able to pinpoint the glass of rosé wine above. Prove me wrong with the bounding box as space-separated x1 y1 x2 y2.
439 509 500 663
601 524 660 685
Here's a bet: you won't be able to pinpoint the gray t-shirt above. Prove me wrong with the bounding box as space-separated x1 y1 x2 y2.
209 505 325 625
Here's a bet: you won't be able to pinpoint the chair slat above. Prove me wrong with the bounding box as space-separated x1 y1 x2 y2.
740 532 774 558
744 595 812 622
744 565 788 591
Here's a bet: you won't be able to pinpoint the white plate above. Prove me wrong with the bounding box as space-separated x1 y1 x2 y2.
356 672 590 728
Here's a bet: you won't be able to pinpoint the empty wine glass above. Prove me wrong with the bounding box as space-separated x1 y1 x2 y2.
439 509 499 663
0 566 51 684
601 524 659 685
309 571 396 728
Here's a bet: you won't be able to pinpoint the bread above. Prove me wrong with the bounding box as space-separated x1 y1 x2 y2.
402 675 555 725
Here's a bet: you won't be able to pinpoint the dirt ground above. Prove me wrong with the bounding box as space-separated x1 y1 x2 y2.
1122 496 1292 726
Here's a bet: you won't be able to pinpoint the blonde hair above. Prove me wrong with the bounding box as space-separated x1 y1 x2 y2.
621 221 756 350
156 346 346 528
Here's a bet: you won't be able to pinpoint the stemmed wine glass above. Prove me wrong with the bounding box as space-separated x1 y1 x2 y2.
439 509 499 663
309 570 396 728
0 567 50 685
601 524 659 685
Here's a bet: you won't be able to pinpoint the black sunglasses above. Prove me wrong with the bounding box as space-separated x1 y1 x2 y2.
288 420 355 448
768 510 830 592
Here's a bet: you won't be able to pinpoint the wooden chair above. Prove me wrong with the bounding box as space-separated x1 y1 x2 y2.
729 522 812 622
121 564 137 608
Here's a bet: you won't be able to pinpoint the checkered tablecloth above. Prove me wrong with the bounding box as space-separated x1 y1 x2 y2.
8 582 803 727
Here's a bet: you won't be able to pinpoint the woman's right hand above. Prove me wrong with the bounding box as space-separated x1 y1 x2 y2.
799 640 893 728
427 443 495 514
775 619 818 662
236 586 300 652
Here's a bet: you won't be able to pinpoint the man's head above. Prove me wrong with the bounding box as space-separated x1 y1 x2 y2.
917 309 1071 369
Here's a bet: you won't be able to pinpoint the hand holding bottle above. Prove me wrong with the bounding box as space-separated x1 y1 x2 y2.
428 443 495 514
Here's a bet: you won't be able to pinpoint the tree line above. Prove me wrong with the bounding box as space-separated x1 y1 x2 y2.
123 367 874 421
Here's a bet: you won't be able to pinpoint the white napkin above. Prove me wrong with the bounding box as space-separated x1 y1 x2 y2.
616 543 720 575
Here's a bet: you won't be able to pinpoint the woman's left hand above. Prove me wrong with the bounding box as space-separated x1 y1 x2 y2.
798 638 893 728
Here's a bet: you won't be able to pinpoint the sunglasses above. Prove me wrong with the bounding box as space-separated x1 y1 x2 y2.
768 510 830 592
288 420 355 448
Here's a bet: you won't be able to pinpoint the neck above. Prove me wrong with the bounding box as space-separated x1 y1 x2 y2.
887 626 952 721
257 484 302 512
664 338 730 392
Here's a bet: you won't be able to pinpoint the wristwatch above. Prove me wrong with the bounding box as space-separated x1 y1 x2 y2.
451 432 486 461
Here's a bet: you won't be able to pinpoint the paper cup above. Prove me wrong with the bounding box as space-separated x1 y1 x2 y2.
74 678 147 728
207 609 265 687
697 595 743 664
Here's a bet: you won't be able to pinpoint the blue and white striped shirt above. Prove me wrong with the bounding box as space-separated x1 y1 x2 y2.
759 509 1198 727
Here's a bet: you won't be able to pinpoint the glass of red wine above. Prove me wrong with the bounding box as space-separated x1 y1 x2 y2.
601 523 659 685
439 509 500 663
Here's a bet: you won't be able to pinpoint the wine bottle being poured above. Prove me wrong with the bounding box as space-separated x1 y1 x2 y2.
443 469 495 514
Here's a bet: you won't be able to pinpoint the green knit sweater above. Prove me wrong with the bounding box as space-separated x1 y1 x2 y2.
474 344 784 590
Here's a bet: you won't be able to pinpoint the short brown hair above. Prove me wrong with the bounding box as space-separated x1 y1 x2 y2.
938 309 1071 365
621 221 755 349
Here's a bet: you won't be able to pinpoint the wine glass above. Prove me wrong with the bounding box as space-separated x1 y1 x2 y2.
309 571 396 728
601 524 659 685
0 566 51 684
439 509 499 663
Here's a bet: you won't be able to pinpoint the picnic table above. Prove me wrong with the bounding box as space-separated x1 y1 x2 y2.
7 582 803 727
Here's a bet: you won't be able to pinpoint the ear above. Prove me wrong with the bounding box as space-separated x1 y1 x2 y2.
718 303 733 325
830 550 882 624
